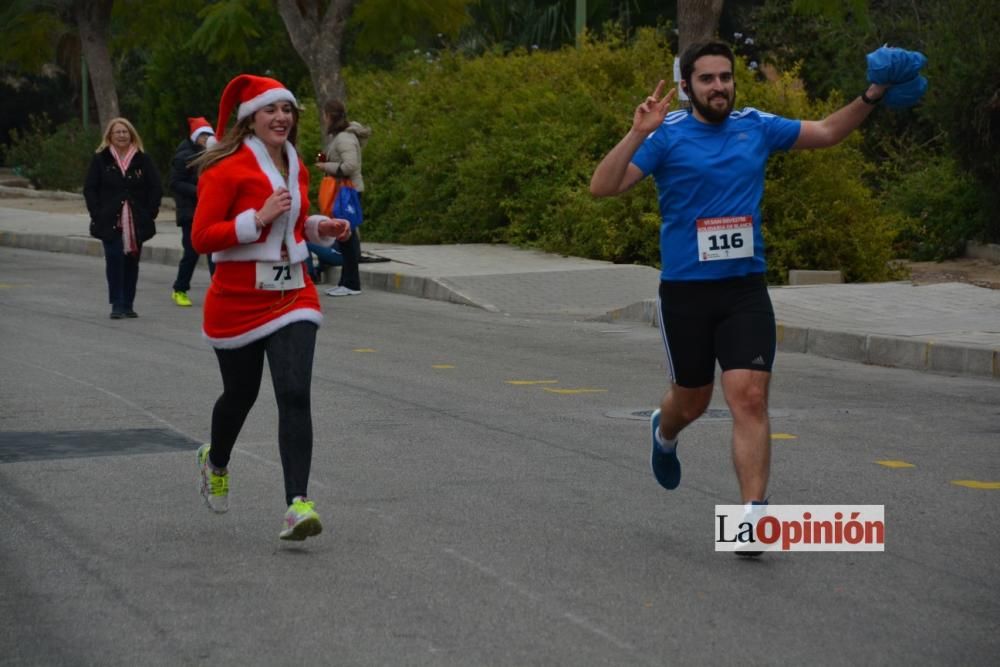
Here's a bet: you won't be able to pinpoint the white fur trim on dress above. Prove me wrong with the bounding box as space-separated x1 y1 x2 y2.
237 88 298 120
234 209 262 244
212 137 309 263
305 215 336 246
203 308 323 349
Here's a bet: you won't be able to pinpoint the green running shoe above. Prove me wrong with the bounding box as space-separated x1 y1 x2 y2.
279 496 323 541
197 444 229 513
172 290 193 307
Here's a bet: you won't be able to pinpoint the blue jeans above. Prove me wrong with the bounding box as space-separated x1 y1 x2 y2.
101 235 140 313
306 241 343 280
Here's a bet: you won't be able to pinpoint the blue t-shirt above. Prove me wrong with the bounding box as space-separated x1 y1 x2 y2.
631 108 801 281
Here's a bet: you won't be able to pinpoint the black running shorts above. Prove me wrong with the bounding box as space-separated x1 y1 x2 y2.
657 273 775 388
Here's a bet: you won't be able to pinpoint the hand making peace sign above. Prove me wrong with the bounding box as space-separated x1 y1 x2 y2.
632 80 677 134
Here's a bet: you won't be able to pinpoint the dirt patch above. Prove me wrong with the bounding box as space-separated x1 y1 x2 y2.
904 258 1000 290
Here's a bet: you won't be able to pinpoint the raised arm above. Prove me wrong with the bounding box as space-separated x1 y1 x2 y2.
793 83 887 150
590 81 676 197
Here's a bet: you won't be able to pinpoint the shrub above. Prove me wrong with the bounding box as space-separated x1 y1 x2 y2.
887 156 986 260
342 30 904 283
4 115 100 191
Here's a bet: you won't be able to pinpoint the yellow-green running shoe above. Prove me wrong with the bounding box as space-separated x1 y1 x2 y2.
279 496 322 541
197 444 229 513
172 290 193 307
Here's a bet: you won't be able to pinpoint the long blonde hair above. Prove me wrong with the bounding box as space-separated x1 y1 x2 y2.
95 117 144 152
192 107 300 173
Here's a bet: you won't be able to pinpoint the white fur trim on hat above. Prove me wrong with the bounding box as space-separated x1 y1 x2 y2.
190 126 215 142
237 88 298 121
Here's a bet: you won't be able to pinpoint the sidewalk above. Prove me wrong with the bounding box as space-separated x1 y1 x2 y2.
1 187 997 380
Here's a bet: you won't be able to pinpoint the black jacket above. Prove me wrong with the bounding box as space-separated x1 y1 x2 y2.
84 148 161 243
169 138 204 225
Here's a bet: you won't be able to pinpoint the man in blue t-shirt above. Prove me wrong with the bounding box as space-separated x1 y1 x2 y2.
590 41 892 522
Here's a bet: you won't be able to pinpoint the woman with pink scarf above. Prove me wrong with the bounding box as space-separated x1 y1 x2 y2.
84 117 162 319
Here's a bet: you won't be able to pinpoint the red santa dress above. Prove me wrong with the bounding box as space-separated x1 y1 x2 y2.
192 136 337 349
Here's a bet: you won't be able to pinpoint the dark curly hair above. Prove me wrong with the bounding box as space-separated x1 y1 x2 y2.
679 41 735 88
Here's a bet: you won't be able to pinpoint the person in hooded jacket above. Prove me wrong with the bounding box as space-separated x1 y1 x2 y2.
84 117 161 319
169 117 217 307
316 99 371 296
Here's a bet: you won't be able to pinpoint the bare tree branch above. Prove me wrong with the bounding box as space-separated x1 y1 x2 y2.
73 0 119 128
276 0 355 117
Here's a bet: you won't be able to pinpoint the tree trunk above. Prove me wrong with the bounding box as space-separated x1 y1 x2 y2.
74 0 118 130
276 0 355 131
677 0 724 59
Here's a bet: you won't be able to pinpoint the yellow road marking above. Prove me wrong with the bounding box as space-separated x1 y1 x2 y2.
505 380 559 385
951 480 1000 490
542 388 607 395
432 364 455 369
876 460 915 469
353 348 376 353
771 433 797 440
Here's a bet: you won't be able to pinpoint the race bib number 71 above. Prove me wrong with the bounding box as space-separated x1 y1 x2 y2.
255 260 305 290
697 216 753 262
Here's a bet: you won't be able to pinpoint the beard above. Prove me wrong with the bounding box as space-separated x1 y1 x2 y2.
690 88 735 124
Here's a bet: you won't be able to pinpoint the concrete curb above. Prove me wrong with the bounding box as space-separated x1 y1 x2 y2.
0 231 187 266
0 227 493 312
776 325 1000 379
358 270 494 311
603 298 999 380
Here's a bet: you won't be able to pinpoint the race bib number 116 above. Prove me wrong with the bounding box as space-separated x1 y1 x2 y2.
697 216 753 262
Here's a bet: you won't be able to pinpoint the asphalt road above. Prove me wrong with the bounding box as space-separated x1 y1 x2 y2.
1 247 998 666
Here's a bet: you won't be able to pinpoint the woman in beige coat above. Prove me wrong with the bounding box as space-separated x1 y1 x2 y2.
316 100 371 296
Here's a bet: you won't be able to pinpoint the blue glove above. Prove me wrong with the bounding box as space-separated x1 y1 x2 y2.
883 75 928 108
866 46 927 85
866 45 928 108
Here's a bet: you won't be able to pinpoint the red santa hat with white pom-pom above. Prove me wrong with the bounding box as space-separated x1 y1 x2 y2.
187 116 216 145
214 74 298 139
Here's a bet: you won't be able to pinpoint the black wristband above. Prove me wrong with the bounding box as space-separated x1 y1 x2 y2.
861 89 883 105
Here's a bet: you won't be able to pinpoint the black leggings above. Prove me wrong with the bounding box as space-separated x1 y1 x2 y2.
209 321 317 506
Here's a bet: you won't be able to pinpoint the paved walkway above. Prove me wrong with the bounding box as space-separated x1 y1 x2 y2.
1 186 997 380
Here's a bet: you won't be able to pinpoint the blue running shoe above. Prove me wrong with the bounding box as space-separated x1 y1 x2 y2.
650 409 681 490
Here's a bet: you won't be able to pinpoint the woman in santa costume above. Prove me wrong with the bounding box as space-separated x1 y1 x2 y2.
191 74 350 541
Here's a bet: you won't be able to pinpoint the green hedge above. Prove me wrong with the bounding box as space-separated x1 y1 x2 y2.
4 116 100 191
346 29 903 283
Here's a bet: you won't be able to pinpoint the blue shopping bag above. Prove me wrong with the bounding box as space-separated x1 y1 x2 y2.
332 179 363 229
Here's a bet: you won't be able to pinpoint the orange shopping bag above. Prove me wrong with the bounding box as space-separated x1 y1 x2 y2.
318 175 338 216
